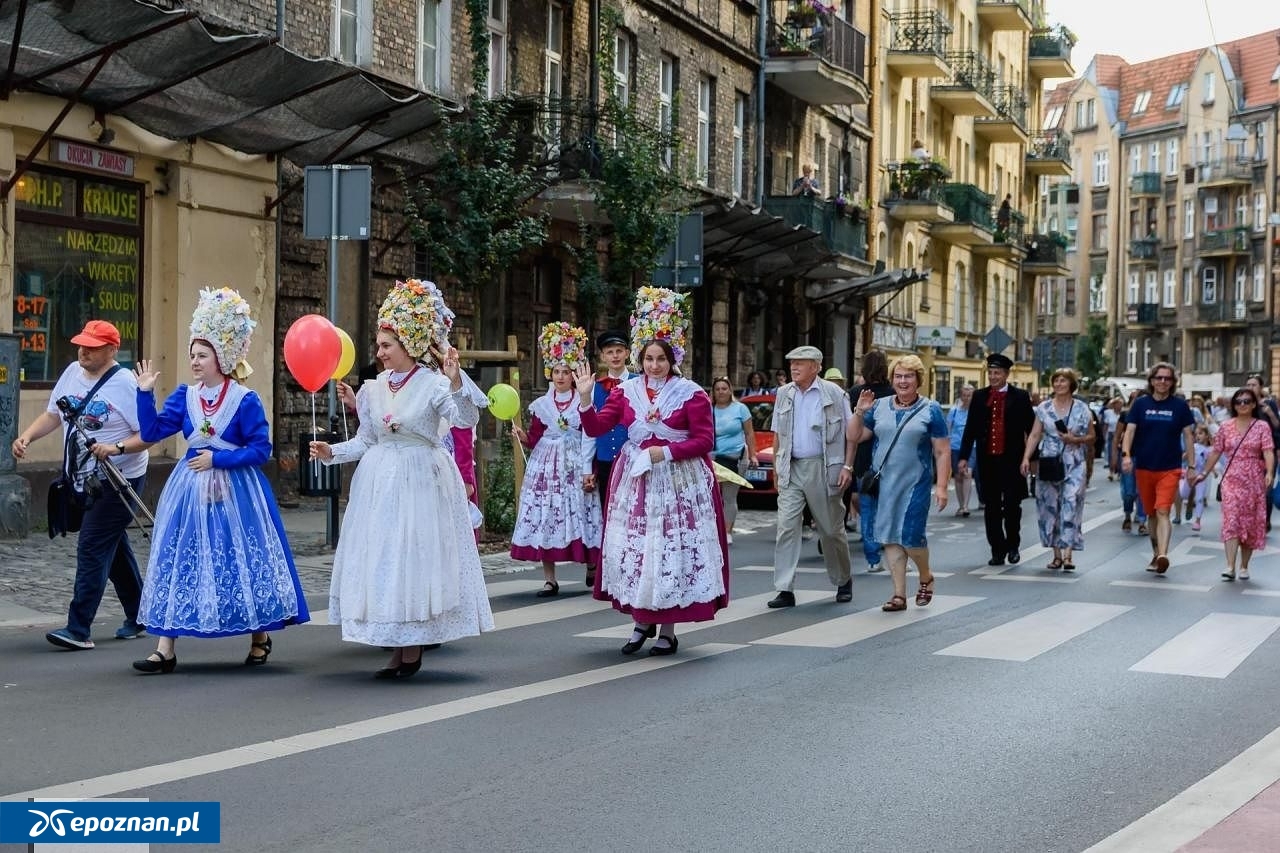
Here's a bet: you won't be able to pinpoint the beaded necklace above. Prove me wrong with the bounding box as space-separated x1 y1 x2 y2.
388 365 419 394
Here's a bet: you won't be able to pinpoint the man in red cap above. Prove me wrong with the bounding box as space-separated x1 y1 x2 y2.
11 320 150 650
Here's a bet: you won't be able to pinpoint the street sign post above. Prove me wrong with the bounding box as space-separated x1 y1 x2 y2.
302 165 372 546
652 212 703 288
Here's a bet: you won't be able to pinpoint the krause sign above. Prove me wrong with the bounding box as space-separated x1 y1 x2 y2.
50 139 136 178
914 325 956 349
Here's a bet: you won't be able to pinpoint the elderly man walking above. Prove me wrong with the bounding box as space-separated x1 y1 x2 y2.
768 346 856 607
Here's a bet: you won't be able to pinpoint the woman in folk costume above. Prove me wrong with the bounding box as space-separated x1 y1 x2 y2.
131 287 309 674
575 288 729 656
310 279 493 679
510 323 603 597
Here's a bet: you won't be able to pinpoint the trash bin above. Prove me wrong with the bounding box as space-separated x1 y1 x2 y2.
300 432 341 496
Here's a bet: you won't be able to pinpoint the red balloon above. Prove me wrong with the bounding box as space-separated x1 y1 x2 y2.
284 314 341 393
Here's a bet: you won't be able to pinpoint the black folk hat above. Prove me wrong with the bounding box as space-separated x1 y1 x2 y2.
985 353 1014 370
596 329 628 350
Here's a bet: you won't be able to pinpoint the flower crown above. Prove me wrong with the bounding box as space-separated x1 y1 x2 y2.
189 287 256 379
629 286 689 366
538 322 588 379
377 278 455 361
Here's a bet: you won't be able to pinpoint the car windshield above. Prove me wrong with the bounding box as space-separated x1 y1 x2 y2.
747 401 774 432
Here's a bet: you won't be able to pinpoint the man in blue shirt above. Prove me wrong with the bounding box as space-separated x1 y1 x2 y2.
1120 362 1195 574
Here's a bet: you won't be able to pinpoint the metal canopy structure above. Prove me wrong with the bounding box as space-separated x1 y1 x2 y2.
698 197 845 283
0 0 450 196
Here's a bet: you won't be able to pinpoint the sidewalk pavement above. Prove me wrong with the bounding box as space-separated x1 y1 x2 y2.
0 504 528 630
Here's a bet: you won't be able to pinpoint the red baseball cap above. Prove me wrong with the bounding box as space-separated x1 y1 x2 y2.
70 320 122 348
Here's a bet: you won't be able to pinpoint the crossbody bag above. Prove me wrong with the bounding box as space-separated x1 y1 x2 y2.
859 400 926 498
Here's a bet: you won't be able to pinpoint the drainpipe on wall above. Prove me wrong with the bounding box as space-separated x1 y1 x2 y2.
755 0 768 206
862 4 881 356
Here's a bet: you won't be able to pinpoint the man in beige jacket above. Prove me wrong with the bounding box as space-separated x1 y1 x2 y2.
768 346 856 607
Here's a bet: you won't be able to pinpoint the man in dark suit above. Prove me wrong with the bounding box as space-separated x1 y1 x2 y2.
958 353 1036 565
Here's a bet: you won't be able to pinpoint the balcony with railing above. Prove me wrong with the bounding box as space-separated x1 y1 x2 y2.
977 0 1033 32
886 9 952 77
1025 130 1071 177
974 84 1029 145
1195 159 1256 187
1125 303 1159 326
1129 172 1161 196
1198 227 1251 256
766 3 869 105
1194 300 1248 325
974 209 1027 260
1028 25 1076 78
932 183 995 246
1023 233 1070 275
762 195 868 261
1128 237 1160 264
882 160 955 223
932 51 998 117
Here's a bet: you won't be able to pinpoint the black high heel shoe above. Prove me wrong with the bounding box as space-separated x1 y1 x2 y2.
244 637 272 666
621 624 657 655
375 646 424 679
132 651 177 674
648 635 679 656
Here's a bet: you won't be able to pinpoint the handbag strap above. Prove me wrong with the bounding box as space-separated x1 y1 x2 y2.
1038 399 1078 460
1219 419 1259 481
870 399 927 472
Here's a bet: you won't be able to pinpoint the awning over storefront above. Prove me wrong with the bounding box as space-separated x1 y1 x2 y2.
0 0 449 183
805 265 931 303
697 197 871 283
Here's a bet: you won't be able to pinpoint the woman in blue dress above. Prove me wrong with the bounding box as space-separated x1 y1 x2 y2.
849 354 950 612
130 288 309 674
1020 367 1093 571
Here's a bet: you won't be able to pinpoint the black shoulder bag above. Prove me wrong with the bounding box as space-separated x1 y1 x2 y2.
1037 401 1078 484
47 366 121 538
859 401 927 498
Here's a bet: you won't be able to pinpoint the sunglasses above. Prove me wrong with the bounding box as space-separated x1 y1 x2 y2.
1151 375 1174 382
1233 398 1256 406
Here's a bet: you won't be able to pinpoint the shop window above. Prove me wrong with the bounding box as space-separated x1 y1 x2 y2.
13 167 143 384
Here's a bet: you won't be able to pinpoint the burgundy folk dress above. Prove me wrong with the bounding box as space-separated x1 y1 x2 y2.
1214 418 1271 550
579 376 730 624
509 389 603 565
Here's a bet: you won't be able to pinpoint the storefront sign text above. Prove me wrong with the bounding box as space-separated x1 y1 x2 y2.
52 140 135 177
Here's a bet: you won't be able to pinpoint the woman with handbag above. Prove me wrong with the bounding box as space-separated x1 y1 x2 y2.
849 355 949 612
1194 388 1275 581
1020 368 1094 572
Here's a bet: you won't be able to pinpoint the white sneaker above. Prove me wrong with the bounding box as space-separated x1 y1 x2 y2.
726 533 734 545
867 563 884 573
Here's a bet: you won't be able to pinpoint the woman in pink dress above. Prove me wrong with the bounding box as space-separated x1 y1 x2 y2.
574 288 729 656
1196 387 1275 580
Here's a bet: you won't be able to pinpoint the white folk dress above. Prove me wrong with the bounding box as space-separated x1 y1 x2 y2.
324 369 494 646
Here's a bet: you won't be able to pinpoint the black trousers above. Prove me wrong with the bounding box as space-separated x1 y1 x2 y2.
977 455 1026 557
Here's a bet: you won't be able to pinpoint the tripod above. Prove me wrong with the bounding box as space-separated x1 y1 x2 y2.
57 402 156 540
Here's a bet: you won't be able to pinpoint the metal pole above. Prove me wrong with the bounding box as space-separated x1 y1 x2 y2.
326 166 342 547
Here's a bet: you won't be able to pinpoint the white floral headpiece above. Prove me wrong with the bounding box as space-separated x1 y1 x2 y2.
377 278 455 360
189 287 256 379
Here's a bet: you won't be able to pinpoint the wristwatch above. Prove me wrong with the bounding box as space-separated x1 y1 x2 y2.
115 441 126 455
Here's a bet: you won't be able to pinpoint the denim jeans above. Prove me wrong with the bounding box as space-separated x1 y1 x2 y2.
858 491 883 566
65 474 146 640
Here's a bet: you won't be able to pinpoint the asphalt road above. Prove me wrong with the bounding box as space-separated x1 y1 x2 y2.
2 478 1279 853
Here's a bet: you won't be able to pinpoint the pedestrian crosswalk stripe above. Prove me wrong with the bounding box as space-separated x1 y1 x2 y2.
969 508 1126 576
734 565 955 578
1110 580 1214 593
982 574 1080 584
492 595 606 631
751 594 983 649
485 578 585 598
573 591 829 639
1242 589 1280 598
934 602 1132 662
1129 613 1280 679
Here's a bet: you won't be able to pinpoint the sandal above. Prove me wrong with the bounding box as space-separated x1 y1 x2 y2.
1046 558 1064 570
536 581 560 598
1062 562 1076 573
244 637 271 666
915 579 934 607
881 595 907 612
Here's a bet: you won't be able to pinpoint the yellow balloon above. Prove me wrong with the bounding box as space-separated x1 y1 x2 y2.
487 383 521 420
331 327 356 379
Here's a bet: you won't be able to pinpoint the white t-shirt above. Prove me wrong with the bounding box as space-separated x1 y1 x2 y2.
46 362 147 481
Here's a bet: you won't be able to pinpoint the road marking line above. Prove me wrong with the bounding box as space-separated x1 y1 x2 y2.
492 596 606 630
1084 723 1280 852
733 565 954 578
1242 589 1280 598
982 574 1080 584
969 508 1126 575
1129 613 1280 679
3 642 745 801
934 602 1132 662
485 578 584 598
573 591 828 639
751 594 983 649
1110 580 1214 593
